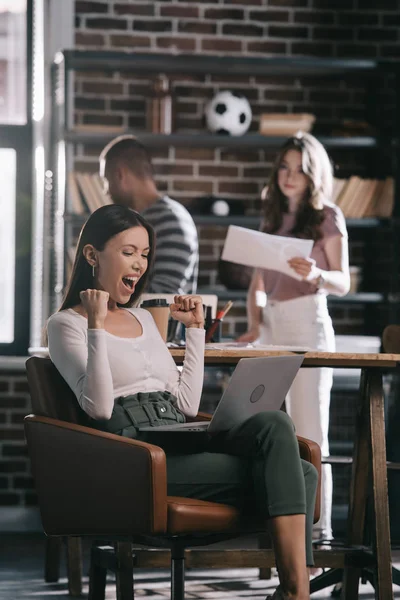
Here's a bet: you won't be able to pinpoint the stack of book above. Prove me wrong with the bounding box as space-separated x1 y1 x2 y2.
259 113 315 136
68 171 112 214
332 176 394 218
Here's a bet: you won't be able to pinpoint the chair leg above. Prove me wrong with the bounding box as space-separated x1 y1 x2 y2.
66 537 83 597
171 546 185 600
44 536 61 582
258 533 272 580
115 542 134 600
88 546 107 600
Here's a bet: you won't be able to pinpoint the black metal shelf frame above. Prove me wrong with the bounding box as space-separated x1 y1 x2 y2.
50 50 400 320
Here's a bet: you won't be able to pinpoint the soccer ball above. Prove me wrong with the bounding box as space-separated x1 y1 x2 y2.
205 91 252 136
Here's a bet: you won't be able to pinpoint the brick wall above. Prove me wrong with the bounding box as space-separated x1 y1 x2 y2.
0 370 36 507
72 0 398 339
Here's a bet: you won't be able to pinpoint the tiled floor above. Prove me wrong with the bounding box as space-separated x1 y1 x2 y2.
1 534 399 599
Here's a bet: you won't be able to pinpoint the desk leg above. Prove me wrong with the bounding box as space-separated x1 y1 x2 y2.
369 370 393 599
342 370 370 599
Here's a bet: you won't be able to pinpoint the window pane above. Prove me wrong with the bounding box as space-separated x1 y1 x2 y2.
0 0 26 124
0 148 16 342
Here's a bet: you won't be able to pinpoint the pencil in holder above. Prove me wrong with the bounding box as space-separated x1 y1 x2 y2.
205 318 222 343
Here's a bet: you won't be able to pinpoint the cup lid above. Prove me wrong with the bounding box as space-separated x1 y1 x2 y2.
141 298 169 307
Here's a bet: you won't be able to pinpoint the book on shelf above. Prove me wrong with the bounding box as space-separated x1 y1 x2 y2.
69 171 111 214
74 124 126 134
332 176 394 218
259 113 315 136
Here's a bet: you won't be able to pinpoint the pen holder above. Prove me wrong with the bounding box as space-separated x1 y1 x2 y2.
205 318 222 343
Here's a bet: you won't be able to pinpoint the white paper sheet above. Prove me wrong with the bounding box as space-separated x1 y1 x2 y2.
221 225 314 280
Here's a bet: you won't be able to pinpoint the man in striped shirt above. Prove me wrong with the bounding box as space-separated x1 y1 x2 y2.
99 135 198 294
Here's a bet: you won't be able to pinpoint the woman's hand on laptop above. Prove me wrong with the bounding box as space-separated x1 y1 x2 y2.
170 295 204 329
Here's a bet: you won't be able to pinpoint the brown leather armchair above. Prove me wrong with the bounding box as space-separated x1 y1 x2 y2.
25 356 321 600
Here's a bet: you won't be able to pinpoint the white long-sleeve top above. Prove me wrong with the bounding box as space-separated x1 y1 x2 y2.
47 308 205 421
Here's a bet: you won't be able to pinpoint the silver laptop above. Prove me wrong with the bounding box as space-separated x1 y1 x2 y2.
139 355 304 434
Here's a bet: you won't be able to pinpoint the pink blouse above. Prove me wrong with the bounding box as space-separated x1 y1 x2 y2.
260 202 347 302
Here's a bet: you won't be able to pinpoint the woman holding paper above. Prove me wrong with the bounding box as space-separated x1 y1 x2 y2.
238 132 350 543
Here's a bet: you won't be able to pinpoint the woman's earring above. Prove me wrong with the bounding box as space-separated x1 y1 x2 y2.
92 265 95 278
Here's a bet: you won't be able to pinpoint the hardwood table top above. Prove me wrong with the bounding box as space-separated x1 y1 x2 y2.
170 348 400 368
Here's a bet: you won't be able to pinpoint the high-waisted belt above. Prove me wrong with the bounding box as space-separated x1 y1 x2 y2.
90 390 185 439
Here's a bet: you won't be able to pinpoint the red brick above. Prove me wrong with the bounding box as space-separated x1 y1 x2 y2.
0 430 25 441
204 8 244 19
380 45 400 58
202 39 242 53
114 3 154 16
178 21 217 35
157 37 196 52
218 182 260 195
358 28 397 42
82 81 124 94
222 0 262 4
198 166 239 177
309 90 350 103
83 114 124 126
0 461 26 473
133 20 172 33
175 118 203 130
269 25 308 38
110 98 145 112
294 11 335 24
75 32 106 46
222 23 263 37
173 180 214 194
0 398 28 409
291 42 334 56
127 116 147 128
249 10 290 22
247 40 287 54
155 164 194 177
311 0 348 6
76 1 108 13
13 476 34 489
175 102 200 115
338 13 378 26
220 150 261 163
160 6 199 18
2 444 28 457
336 44 378 58
86 17 127 29
263 89 304 101
313 27 354 41
242 166 269 179
76 97 106 110
175 148 216 161
110 34 151 48
269 0 308 5
382 14 400 26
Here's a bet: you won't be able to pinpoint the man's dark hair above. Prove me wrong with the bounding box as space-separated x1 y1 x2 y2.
101 136 153 180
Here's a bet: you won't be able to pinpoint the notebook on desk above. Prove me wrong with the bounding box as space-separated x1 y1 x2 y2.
139 354 304 436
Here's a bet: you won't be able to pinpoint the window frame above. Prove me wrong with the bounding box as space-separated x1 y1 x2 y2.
0 0 32 355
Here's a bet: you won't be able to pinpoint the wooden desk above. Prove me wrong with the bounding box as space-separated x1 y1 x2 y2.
171 349 400 600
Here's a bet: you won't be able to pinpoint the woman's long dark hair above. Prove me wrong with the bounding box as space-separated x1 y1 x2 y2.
262 133 333 241
59 205 155 311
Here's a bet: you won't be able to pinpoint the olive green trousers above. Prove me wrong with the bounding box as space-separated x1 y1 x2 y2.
98 392 317 566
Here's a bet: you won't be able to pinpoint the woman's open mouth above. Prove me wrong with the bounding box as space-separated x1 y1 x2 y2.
122 276 138 293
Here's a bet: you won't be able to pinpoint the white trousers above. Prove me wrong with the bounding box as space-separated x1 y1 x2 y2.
259 294 335 540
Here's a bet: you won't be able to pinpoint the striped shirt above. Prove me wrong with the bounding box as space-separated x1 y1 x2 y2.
142 196 199 294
